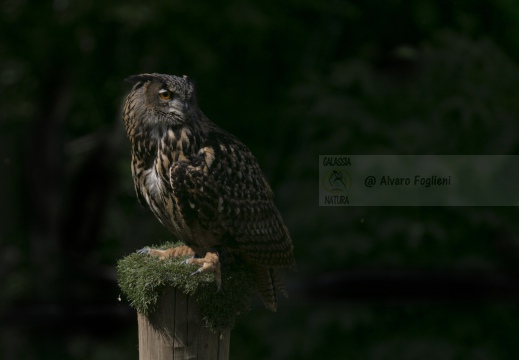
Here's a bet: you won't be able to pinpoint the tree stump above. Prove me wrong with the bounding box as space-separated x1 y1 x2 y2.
137 288 230 360
117 242 256 359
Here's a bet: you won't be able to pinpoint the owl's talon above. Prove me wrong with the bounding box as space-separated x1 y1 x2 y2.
181 255 195 265
137 247 151 254
185 252 221 291
189 269 202 276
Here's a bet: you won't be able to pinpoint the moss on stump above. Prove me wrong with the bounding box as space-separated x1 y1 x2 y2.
117 241 255 332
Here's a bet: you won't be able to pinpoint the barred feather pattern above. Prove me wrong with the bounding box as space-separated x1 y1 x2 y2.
123 73 295 311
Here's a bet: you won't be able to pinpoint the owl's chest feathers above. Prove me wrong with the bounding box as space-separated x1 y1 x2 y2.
133 126 201 214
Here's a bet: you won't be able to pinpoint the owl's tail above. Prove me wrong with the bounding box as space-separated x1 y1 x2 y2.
254 266 288 312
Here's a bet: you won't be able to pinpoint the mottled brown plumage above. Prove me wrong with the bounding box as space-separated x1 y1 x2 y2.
123 73 295 311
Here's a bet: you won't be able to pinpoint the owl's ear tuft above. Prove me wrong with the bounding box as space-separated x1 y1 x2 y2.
125 74 157 85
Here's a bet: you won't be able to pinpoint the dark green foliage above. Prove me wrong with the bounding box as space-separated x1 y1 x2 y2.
117 242 255 331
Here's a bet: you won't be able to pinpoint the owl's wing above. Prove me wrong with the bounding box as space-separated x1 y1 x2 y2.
169 138 294 268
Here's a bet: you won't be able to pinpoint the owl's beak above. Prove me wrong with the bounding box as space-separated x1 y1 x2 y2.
183 103 190 114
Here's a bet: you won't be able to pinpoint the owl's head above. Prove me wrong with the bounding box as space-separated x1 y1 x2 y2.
124 73 197 128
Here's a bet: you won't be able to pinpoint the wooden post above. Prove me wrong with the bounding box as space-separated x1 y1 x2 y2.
138 288 230 360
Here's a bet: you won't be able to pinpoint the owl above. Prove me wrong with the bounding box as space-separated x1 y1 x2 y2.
123 73 295 311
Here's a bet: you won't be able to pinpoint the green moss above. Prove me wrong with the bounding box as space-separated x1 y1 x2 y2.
117 241 255 332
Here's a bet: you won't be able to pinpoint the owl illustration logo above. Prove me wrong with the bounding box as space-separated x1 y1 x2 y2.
322 169 352 193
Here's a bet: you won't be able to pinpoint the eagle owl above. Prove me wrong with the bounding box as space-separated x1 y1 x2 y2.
123 73 295 311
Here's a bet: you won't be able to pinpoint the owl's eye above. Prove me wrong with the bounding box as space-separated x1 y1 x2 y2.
159 89 172 100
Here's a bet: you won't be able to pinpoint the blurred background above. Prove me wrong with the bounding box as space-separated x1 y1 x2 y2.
2 0 519 359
